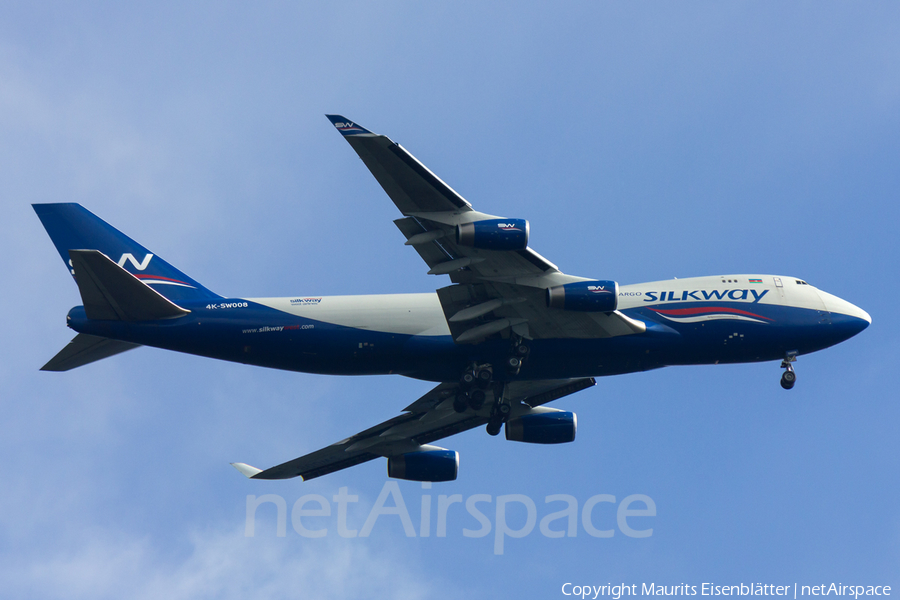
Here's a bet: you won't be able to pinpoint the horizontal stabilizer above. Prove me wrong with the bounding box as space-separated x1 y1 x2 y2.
41 333 141 372
70 250 190 321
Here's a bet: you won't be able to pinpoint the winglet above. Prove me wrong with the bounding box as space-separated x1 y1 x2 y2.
325 114 374 136
230 462 263 478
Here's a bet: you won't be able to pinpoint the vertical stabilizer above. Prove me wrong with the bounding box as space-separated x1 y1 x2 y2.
33 203 221 303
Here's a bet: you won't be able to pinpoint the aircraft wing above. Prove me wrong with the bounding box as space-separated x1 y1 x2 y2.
325 116 472 215
232 377 594 481
326 115 645 342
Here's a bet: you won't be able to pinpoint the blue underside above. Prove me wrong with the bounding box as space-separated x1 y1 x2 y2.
65 299 869 383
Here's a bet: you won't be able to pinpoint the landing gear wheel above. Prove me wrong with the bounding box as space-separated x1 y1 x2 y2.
476 368 493 389
515 344 530 357
468 389 486 410
453 394 469 413
486 417 503 436
779 351 798 390
460 371 476 389
506 356 521 373
781 370 796 390
498 402 511 416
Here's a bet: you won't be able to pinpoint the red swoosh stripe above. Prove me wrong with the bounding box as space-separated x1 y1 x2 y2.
649 306 772 321
134 274 191 285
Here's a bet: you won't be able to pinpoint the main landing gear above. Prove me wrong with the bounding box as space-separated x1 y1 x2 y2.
505 341 530 375
453 364 513 436
486 385 512 436
780 352 797 390
454 364 492 413
453 337 532 437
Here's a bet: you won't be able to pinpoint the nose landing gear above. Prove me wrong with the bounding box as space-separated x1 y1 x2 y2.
781 370 796 389
780 352 797 390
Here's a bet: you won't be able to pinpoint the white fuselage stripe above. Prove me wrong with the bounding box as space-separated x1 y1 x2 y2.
250 293 451 336
248 274 866 337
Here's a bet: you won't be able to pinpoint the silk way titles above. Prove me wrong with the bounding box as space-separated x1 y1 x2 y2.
641 289 769 303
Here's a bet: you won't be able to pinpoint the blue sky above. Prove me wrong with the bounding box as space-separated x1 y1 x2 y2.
1 2 898 598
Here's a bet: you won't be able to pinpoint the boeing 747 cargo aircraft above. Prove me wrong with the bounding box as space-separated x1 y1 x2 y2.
34 115 871 482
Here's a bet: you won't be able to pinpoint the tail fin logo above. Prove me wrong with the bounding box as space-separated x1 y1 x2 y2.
116 252 196 289
334 122 364 133
117 253 154 271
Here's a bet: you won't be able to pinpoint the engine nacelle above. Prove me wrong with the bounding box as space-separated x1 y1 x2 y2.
456 218 529 251
505 411 577 444
546 280 618 312
387 449 459 482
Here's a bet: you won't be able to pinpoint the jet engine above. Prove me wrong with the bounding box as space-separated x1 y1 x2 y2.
456 218 529 251
505 411 577 444
387 449 459 482
546 280 618 312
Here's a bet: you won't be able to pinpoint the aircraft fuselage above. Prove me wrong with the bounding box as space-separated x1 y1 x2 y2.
67 274 870 383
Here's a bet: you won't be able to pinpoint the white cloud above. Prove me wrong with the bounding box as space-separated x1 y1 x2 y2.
4 525 436 600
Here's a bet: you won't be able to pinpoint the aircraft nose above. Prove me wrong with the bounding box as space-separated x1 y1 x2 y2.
816 289 871 339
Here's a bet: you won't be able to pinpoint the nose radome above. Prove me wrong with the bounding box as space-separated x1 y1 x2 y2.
816 289 872 327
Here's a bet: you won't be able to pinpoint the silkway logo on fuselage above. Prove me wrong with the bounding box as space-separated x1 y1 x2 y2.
643 289 769 303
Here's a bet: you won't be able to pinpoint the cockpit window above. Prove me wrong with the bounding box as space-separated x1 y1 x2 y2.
795 280 809 285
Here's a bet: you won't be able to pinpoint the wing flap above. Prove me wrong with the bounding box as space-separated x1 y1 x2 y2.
394 217 453 271
436 281 644 342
